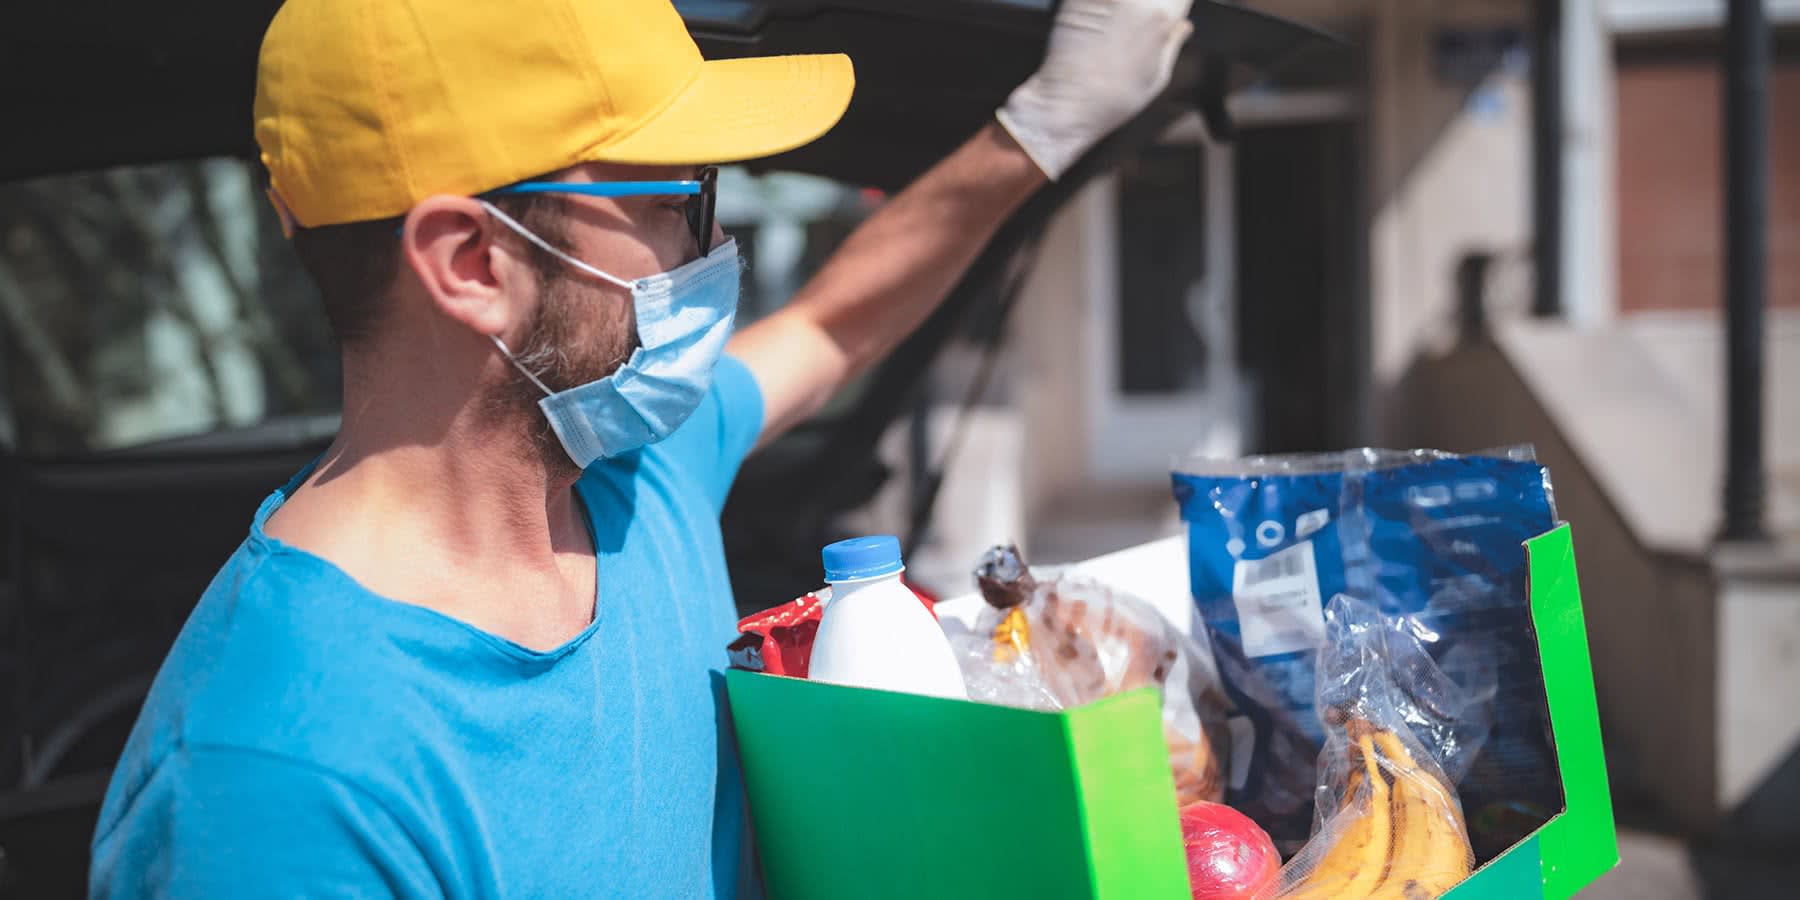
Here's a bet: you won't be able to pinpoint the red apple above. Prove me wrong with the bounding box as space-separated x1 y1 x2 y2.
1179 801 1281 900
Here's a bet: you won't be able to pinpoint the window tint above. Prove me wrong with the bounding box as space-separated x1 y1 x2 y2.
0 158 336 456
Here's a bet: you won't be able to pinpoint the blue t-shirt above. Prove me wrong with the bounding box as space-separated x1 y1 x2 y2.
90 357 766 899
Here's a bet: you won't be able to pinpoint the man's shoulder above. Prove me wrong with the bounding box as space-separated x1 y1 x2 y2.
125 539 442 776
98 539 448 850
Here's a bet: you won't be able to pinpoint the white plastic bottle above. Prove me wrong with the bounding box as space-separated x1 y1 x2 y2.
806 536 968 700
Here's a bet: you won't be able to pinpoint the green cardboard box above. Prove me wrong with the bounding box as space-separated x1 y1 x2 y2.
727 524 1619 899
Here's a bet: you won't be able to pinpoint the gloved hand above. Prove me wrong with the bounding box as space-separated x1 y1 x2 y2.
997 0 1195 180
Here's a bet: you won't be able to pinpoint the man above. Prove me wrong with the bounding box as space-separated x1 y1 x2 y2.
90 0 1193 895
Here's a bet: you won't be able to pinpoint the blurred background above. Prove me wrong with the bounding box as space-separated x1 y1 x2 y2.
1 0 1795 896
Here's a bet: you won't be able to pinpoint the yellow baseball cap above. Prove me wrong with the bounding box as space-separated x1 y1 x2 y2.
255 0 854 228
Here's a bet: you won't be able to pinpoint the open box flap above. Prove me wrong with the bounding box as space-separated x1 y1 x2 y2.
1445 524 1619 899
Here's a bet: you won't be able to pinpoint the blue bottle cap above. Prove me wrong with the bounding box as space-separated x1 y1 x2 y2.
821 535 905 582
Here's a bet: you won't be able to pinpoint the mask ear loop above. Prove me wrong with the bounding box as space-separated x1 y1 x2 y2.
479 200 636 291
480 200 636 399
490 336 554 398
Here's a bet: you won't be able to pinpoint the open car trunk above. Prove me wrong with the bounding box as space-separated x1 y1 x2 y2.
0 2 1340 894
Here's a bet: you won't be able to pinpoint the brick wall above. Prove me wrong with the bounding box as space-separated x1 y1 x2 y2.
1616 60 1800 312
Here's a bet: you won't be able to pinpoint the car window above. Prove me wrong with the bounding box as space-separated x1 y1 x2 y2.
0 160 876 457
717 167 879 323
0 158 336 456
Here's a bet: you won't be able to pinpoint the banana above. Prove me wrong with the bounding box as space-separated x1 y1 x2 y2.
1276 726 1393 899
1372 729 1469 836
1365 730 1474 900
1271 720 1476 900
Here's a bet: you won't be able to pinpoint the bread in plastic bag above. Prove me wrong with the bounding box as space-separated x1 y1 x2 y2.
1269 594 1476 899
952 545 1233 806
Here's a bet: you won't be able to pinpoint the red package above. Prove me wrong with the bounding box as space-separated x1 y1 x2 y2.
732 580 938 679
734 593 826 677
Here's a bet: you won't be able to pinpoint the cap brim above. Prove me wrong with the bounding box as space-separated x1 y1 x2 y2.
588 53 854 166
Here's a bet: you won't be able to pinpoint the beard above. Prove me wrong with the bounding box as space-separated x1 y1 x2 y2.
486 270 640 478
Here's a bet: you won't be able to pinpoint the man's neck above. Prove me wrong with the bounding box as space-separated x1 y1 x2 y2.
265 403 597 651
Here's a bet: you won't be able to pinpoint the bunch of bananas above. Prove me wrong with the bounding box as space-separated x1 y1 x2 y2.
1273 718 1474 900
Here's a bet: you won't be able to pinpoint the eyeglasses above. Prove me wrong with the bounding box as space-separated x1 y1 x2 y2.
488 166 719 255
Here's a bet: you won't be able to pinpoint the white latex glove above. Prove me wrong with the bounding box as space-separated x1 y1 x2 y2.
997 0 1196 180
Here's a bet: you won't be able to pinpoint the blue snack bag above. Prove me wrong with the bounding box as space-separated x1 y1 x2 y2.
1171 448 1561 860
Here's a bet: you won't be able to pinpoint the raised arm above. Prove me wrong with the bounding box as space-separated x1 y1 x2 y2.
727 0 1196 446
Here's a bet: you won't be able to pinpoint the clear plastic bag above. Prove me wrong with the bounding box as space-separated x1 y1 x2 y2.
952 545 1064 710
1268 594 1476 900
952 545 1234 806
1173 446 1554 856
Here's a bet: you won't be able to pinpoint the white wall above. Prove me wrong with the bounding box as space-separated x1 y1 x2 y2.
1717 566 1800 811
1566 0 1620 325
1277 0 1620 365
1368 0 1535 385
1013 180 1101 529
1607 0 1800 33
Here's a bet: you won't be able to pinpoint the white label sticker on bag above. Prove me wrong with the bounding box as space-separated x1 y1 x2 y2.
1231 540 1325 658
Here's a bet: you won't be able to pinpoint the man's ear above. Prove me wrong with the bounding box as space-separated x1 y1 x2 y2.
399 196 532 339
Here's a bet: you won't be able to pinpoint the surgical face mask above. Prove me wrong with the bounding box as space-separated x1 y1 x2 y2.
481 201 739 468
